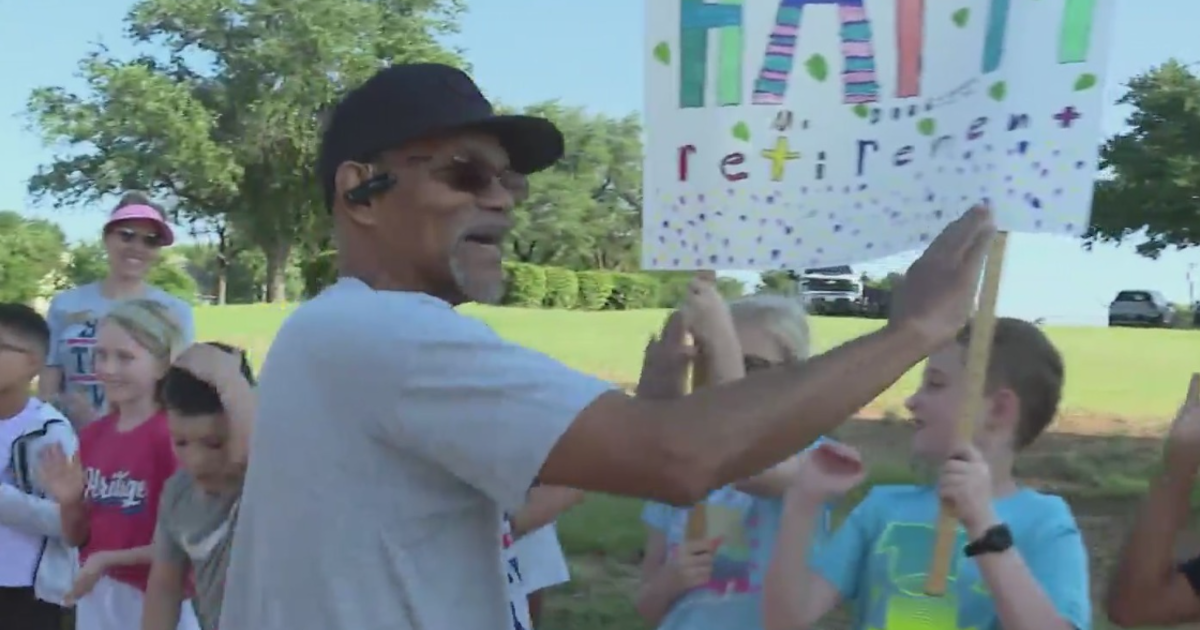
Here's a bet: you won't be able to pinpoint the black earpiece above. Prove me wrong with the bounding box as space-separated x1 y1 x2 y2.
343 171 397 205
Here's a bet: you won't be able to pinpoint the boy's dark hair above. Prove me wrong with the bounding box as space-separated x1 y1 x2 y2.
957 317 1064 450
0 303 50 357
159 342 255 416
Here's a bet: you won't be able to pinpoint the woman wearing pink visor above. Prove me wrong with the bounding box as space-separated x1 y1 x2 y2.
39 192 195 427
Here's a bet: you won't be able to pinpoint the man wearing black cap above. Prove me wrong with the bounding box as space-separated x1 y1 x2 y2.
218 63 995 630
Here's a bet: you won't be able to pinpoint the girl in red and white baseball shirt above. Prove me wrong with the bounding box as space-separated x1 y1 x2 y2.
39 299 200 630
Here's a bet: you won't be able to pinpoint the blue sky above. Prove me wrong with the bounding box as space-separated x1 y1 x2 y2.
2 0 1199 324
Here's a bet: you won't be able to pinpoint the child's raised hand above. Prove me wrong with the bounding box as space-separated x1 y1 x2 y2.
636 310 695 400
1166 373 1200 473
789 442 867 501
683 271 737 345
174 343 246 389
664 538 719 592
38 444 85 506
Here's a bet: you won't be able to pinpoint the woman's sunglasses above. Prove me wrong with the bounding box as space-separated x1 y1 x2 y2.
112 227 163 248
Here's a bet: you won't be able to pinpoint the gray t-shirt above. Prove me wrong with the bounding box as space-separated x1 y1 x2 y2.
153 470 240 630
46 282 195 414
218 279 612 630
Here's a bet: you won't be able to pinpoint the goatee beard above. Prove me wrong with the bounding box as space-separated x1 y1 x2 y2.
450 257 503 305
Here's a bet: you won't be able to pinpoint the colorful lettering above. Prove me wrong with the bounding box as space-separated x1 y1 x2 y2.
720 152 749 181
985 0 1098 72
981 0 1010 73
678 144 698 181
679 0 744 108
1059 0 1096 63
761 136 801 180
840 1 879 103
752 0 879 106
894 0 924 97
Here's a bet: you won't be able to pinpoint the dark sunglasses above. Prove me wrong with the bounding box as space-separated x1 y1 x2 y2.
432 155 528 201
344 155 529 205
112 227 163 248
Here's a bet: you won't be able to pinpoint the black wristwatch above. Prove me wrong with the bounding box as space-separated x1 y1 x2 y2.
963 523 1013 557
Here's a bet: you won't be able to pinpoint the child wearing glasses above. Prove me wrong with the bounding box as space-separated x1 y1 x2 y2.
0 303 78 630
635 287 835 630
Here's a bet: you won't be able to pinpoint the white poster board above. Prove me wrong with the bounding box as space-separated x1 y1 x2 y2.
642 0 1114 270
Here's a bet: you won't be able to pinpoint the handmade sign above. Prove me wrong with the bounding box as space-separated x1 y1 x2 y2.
642 0 1113 271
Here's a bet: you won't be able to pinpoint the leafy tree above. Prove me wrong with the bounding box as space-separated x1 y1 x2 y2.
61 242 110 289
511 104 643 271
0 212 68 303
758 270 801 295
862 271 903 290
176 239 303 303
26 0 466 302
148 255 200 303
173 243 220 300
1086 59 1200 257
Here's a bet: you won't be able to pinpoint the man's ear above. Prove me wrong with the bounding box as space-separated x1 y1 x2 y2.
334 162 379 226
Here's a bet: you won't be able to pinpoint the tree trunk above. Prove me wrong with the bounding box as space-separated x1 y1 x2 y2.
215 228 229 305
215 267 228 305
263 241 291 303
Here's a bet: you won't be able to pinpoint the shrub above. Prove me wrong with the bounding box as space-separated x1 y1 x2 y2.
502 262 547 307
607 272 661 310
576 271 615 310
651 271 745 308
543 267 579 309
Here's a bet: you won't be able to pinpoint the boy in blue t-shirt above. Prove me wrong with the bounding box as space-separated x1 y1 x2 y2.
763 317 1091 630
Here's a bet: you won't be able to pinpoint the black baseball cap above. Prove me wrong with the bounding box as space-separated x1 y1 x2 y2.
318 63 565 210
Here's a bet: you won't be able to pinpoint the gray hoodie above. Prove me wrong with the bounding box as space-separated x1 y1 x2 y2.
1 399 79 606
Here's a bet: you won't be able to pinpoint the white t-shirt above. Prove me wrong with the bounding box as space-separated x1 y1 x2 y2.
513 524 570 595
219 278 612 630
0 399 44 587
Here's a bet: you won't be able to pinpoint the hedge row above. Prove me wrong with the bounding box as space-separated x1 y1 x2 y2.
502 262 665 310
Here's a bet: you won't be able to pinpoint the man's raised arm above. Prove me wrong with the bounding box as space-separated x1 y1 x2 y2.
538 205 995 504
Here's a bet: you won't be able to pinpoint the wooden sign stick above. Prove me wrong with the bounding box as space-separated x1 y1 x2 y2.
684 331 708 542
682 269 717 542
924 231 1009 596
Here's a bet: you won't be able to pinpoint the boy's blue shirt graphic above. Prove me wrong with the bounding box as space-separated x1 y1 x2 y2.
811 485 1092 630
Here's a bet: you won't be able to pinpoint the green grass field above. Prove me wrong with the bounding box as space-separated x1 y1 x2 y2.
194 303 1198 630
198 303 1200 420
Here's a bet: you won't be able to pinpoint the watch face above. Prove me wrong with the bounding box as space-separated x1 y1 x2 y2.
984 523 1012 547
966 524 1013 556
